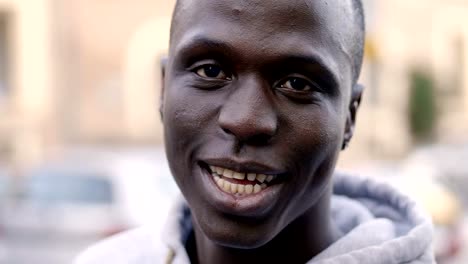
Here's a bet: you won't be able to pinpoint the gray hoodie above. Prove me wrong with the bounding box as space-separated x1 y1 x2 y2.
74 173 435 264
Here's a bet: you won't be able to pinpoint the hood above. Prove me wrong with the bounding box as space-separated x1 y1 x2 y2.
308 173 435 263
164 173 435 264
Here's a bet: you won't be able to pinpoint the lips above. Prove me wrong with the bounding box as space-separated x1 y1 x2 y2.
198 160 287 217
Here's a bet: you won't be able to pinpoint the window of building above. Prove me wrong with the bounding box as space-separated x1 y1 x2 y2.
452 34 465 97
0 13 10 100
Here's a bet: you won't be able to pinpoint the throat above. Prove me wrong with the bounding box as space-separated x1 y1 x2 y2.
190 209 340 264
186 231 199 264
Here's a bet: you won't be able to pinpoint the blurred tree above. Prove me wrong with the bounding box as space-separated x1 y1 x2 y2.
408 70 437 143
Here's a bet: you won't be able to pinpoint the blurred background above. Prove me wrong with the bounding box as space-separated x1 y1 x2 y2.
0 0 467 263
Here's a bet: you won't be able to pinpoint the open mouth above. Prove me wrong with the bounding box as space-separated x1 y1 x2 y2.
203 164 281 196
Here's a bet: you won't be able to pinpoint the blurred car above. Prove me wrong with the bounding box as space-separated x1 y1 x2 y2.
0 168 11 263
0 167 130 264
53 146 180 227
0 147 180 264
0 168 10 198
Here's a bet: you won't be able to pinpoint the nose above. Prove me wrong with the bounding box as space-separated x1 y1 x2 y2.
218 76 278 145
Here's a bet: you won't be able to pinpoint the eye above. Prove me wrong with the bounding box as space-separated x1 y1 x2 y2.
279 77 313 91
195 64 230 80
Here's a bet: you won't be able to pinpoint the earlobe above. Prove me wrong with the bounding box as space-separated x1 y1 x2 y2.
342 84 364 150
160 57 168 122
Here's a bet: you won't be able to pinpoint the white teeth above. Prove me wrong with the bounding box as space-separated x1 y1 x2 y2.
256 174 267 183
237 184 245 194
245 185 253 194
216 177 223 188
247 173 256 181
230 183 238 193
214 176 270 195
223 181 231 192
233 172 245 180
253 184 261 193
223 169 234 178
210 165 278 195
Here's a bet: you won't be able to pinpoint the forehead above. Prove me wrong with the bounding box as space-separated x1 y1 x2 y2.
171 0 357 82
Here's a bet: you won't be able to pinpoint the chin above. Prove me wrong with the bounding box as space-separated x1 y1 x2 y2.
207 229 273 250
196 211 279 250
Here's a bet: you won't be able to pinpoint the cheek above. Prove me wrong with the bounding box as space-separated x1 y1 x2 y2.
162 84 220 185
273 104 344 228
163 84 219 144
283 104 343 164
292 120 340 186
281 102 343 198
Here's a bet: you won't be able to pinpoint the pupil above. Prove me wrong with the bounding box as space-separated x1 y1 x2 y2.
291 78 307 90
205 65 221 78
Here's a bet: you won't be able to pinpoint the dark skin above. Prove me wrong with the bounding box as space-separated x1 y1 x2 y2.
162 0 363 263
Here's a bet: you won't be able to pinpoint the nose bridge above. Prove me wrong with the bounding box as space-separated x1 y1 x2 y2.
218 76 278 141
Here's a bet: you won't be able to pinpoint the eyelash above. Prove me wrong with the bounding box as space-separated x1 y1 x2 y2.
193 64 231 80
189 62 323 95
277 76 319 92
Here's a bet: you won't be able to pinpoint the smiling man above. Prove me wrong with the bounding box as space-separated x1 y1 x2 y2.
75 0 435 263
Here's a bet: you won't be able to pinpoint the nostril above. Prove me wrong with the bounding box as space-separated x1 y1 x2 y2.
222 127 233 136
220 124 274 146
247 133 273 146
218 112 278 144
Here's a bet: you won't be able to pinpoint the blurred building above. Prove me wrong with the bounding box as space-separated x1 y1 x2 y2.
341 0 468 165
0 0 56 168
0 0 175 169
0 0 467 169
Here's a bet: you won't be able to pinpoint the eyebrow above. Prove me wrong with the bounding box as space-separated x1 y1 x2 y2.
176 36 340 90
175 36 237 61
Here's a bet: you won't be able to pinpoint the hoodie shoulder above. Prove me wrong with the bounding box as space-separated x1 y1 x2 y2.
74 226 169 264
309 173 436 264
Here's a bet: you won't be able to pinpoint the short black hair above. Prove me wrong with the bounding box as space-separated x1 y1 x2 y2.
351 0 366 83
171 0 366 83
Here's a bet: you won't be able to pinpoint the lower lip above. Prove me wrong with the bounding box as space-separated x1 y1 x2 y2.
199 165 284 217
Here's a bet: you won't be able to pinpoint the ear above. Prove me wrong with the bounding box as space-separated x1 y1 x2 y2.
159 56 168 121
342 83 364 150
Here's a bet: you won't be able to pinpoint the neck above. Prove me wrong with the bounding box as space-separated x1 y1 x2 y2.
191 188 340 264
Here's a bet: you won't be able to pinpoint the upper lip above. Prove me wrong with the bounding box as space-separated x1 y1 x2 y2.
201 157 286 175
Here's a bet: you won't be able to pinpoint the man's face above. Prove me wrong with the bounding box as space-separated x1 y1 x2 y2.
163 0 360 248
